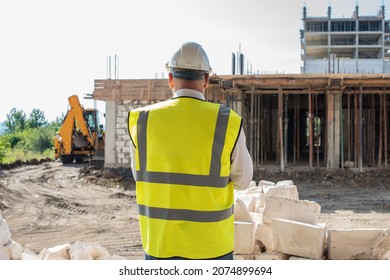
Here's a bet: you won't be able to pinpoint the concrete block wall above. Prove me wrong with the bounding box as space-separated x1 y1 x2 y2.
104 99 163 169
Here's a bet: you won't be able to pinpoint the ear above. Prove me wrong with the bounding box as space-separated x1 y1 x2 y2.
204 73 209 88
168 72 174 89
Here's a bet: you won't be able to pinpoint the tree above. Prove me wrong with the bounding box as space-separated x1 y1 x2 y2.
5 108 27 132
28 108 48 128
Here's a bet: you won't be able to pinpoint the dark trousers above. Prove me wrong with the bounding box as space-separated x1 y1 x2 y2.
144 252 233 260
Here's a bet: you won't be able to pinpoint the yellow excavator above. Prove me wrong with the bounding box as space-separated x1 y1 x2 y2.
54 95 104 164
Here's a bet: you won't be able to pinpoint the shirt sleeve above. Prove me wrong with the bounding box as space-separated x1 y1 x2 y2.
230 128 253 190
130 143 137 181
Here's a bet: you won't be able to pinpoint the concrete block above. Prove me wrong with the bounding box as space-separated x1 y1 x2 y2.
328 229 386 260
263 185 299 200
272 218 326 260
276 180 294 187
234 221 256 255
69 241 110 260
256 222 274 251
234 198 252 222
250 212 263 226
4 239 23 260
262 196 321 224
254 251 289 260
234 254 255 260
258 180 275 187
98 255 127 260
39 243 71 260
238 194 259 212
325 217 353 230
21 248 39 260
372 230 390 260
0 219 12 246
0 245 10 260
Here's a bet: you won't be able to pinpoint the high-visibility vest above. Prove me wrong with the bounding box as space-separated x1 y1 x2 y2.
128 96 242 259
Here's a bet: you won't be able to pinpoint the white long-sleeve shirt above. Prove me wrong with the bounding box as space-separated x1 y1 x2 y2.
130 89 253 190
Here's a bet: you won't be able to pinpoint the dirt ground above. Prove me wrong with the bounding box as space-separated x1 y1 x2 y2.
1 160 390 259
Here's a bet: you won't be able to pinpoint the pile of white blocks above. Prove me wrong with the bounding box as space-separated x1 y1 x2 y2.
233 180 390 260
0 212 125 260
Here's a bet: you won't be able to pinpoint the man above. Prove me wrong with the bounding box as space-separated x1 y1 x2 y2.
128 42 253 260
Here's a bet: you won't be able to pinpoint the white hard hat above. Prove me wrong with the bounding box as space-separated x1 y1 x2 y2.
166 42 212 73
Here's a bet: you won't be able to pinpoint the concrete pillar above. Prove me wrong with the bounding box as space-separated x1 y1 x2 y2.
104 101 117 169
326 90 341 168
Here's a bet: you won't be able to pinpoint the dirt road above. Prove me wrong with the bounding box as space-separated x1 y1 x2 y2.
0 161 143 259
1 161 390 259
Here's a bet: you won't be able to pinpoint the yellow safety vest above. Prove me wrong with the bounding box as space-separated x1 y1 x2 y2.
128 96 242 259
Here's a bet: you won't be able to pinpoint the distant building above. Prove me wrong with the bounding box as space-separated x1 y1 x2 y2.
301 5 390 74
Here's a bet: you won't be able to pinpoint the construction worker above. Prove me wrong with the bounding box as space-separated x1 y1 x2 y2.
128 42 253 260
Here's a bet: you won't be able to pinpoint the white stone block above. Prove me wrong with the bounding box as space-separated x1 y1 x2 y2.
262 196 321 224
258 180 275 187
256 222 274 251
0 245 10 260
372 230 390 260
263 185 299 200
234 198 252 222
238 195 257 212
272 218 326 260
69 241 110 260
39 243 71 260
276 180 294 187
98 255 127 260
234 221 256 255
233 254 255 260
21 248 40 260
328 229 386 260
4 240 23 260
254 251 289 260
325 217 353 230
0 219 12 246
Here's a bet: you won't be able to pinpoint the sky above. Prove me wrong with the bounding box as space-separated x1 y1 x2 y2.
0 0 388 123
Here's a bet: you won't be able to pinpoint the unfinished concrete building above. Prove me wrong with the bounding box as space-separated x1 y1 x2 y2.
94 74 390 172
301 5 390 74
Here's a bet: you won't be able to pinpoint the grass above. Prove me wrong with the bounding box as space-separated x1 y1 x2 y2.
0 148 55 164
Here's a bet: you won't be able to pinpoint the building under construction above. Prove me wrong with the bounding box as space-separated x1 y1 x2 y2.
94 5 390 171
301 5 390 74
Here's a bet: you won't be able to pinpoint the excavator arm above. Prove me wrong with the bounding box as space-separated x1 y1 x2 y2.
54 95 96 162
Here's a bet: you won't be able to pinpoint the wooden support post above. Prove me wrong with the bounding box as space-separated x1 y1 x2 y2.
293 95 298 164
354 89 358 168
378 93 383 168
297 95 300 163
347 93 351 165
340 92 344 169
359 85 363 172
384 89 388 168
250 86 254 162
309 87 313 169
284 94 288 167
278 87 284 171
